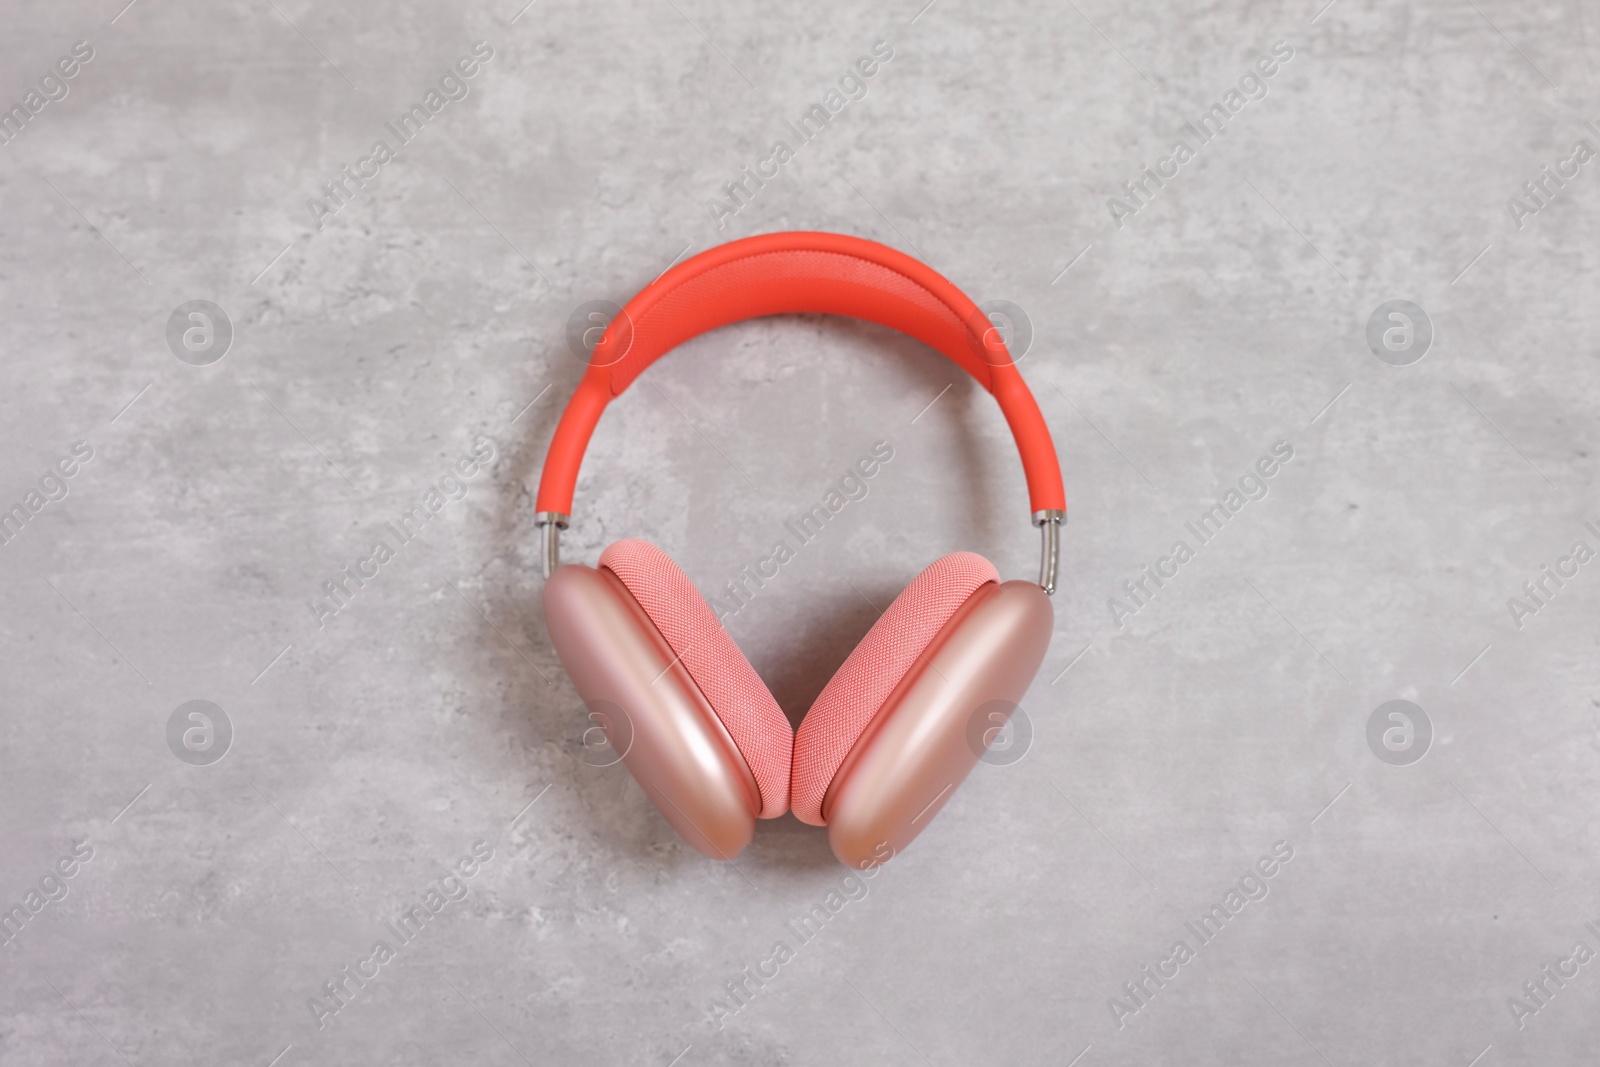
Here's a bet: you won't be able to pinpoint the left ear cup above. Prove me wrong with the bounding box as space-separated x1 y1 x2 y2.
544 563 758 858
791 553 1053 868
544 539 792 860
598 539 794 818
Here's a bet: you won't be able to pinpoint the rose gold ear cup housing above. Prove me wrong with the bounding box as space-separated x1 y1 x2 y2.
821 580 1054 868
543 565 762 859
546 566 1053 867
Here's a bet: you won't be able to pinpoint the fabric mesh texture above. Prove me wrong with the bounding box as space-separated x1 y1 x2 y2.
599 539 793 818
790 552 999 826
604 249 996 394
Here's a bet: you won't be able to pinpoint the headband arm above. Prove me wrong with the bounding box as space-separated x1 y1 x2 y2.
534 232 1069 589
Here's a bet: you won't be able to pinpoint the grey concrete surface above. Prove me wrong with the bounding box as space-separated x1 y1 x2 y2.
1 0 1598 1064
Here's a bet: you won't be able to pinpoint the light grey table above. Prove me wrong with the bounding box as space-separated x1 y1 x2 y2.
2 1 1597 1064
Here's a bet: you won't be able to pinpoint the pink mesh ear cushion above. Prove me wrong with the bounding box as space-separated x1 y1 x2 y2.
790 552 1000 826
598 539 794 818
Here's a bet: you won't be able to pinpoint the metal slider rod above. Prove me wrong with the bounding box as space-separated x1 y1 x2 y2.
1032 509 1065 595
535 512 569 579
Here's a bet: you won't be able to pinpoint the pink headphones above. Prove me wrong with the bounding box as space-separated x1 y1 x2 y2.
537 232 1066 867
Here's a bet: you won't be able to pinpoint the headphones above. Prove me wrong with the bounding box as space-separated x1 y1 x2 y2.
537 232 1066 868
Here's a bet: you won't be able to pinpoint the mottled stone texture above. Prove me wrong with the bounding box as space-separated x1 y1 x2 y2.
0 0 1596 1064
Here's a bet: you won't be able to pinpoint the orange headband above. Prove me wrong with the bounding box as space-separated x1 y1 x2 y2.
536 232 1067 586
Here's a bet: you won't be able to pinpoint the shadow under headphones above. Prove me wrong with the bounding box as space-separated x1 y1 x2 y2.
536 232 1066 868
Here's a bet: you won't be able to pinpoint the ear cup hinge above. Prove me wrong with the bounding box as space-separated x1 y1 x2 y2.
535 512 569 579
1032 510 1065 595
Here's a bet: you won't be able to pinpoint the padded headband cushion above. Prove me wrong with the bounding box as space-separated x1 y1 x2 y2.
597 249 1000 394
790 552 1000 826
599 539 793 818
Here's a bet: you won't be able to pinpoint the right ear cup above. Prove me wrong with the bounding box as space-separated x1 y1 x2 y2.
543 539 792 860
791 553 1053 868
791 553 999 823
